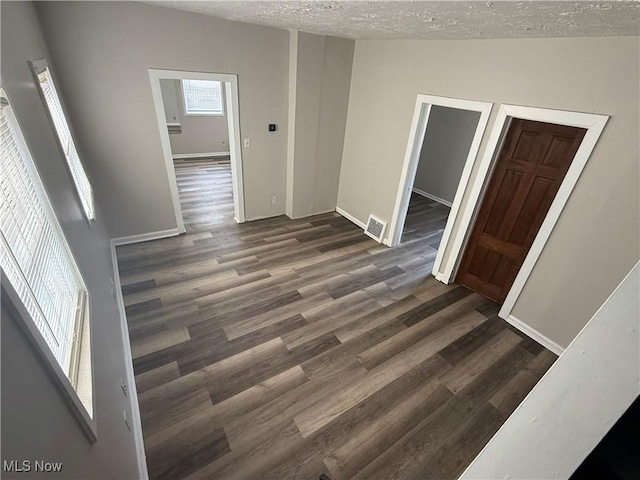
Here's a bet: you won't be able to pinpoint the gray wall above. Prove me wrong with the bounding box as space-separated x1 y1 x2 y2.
413 106 481 205
36 1 290 237
160 79 230 156
1 2 139 478
337 36 639 348
160 79 180 124
290 32 354 218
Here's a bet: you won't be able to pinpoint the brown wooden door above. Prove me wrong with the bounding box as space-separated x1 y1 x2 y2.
456 118 587 303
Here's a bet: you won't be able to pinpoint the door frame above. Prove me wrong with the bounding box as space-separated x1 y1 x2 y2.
148 68 245 233
388 94 493 281
451 104 608 324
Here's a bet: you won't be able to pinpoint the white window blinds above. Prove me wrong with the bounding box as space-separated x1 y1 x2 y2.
0 93 87 379
34 64 95 221
182 79 223 115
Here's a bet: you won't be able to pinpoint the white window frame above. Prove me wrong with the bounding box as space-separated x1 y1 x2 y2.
29 59 95 222
0 88 96 442
181 79 224 116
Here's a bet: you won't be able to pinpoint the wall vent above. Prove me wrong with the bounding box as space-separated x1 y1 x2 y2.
365 215 387 243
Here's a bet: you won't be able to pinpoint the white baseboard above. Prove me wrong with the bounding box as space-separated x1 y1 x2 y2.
109 243 149 480
287 208 337 220
172 151 230 160
111 228 181 246
504 314 565 356
244 212 285 222
412 188 453 208
336 206 367 230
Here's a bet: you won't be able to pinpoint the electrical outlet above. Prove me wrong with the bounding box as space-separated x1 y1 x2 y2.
120 377 128 397
123 410 131 431
243 138 251 148
272 196 277 204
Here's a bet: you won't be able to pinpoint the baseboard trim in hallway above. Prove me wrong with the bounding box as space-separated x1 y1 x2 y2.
505 314 565 356
172 151 231 160
412 187 453 208
336 206 367 230
112 228 182 246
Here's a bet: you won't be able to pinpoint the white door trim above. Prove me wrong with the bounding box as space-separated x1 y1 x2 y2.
387 95 493 285
148 69 245 232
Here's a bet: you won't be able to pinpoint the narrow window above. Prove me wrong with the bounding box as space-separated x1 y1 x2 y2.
0 89 89 393
182 79 224 116
30 59 95 221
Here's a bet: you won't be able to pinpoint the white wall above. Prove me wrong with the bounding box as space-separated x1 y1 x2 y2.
413 105 481 205
36 1 290 236
1 2 140 478
160 79 230 156
461 262 640 480
290 32 354 218
337 36 640 348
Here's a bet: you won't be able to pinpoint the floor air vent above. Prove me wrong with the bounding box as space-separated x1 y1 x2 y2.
365 215 387 243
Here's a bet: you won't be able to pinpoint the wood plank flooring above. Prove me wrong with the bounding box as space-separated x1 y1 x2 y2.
174 156 235 232
117 158 557 480
401 192 451 246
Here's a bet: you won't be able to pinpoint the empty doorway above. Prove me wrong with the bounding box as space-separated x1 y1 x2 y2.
149 69 245 234
388 95 493 278
160 78 232 232
400 105 483 250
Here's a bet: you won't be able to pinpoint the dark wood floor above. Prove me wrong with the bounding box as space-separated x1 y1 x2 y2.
401 192 451 245
173 156 235 233
117 159 557 480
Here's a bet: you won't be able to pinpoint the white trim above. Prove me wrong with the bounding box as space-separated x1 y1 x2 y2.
434 272 449 284
148 69 246 232
243 213 283 222
505 314 565 356
387 95 493 286
286 208 337 220
336 206 367 230
412 187 453 208
111 228 180 246
109 241 149 480
172 151 230 160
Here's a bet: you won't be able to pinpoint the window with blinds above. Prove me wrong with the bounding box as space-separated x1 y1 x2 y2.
182 79 224 116
0 90 87 383
31 60 95 221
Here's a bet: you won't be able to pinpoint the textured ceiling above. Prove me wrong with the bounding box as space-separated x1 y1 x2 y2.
147 1 640 40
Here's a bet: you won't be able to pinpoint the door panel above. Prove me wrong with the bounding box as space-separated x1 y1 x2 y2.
456 118 587 303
